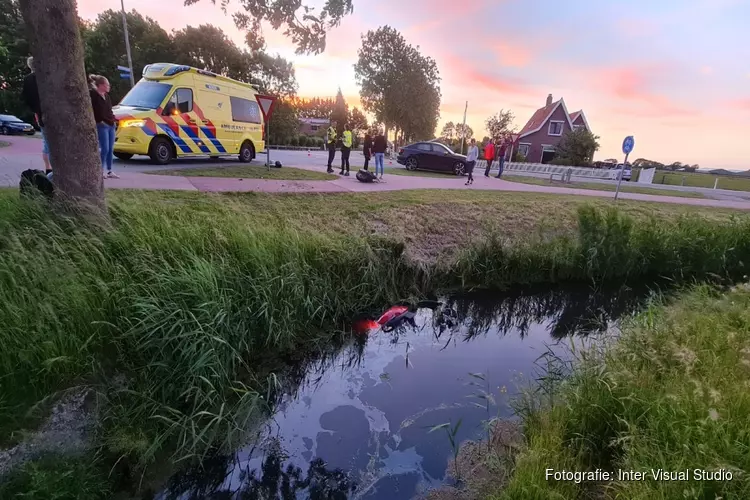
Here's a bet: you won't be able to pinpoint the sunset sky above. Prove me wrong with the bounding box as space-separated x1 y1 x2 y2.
78 0 750 169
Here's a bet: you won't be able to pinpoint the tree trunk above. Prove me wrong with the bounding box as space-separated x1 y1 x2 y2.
19 0 106 212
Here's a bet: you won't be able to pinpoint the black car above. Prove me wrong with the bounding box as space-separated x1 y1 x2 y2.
397 141 467 175
0 115 36 135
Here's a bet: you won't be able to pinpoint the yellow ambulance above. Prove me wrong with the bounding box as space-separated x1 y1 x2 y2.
113 63 265 165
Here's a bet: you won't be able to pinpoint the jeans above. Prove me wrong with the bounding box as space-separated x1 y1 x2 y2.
96 123 115 172
374 153 385 176
496 157 506 178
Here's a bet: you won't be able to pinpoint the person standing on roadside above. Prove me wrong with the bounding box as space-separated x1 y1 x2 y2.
340 124 353 176
21 56 52 177
326 120 338 173
89 75 119 179
363 131 373 171
483 138 495 177
465 138 479 186
372 129 387 181
495 139 508 178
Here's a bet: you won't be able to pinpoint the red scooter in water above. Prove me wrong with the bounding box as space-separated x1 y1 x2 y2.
352 305 417 334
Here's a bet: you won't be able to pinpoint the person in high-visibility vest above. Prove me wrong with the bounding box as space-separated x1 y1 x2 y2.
340 125 353 176
326 121 338 173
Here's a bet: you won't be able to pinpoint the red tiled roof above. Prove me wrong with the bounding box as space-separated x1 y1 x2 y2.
518 100 559 137
569 110 582 122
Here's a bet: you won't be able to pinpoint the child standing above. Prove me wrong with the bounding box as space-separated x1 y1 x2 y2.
465 138 478 186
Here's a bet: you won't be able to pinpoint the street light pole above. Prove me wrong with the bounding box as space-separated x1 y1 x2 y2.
120 0 135 87
460 101 468 154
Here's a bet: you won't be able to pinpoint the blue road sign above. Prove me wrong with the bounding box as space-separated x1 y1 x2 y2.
622 136 635 155
117 65 131 73
119 73 131 80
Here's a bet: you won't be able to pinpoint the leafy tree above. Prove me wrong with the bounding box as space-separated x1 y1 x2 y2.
295 97 335 119
19 0 105 209
354 26 440 142
454 123 473 141
554 128 600 166
172 25 297 97
485 110 516 141
83 10 176 102
348 107 368 135
185 0 354 55
332 88 348 129
267 99 299 145
0 0 32 120
439 122 456 141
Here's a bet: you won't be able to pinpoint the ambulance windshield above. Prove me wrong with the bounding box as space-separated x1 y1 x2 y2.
120 81 172 110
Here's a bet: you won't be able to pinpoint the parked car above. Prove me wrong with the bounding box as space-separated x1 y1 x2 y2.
0 115 36 136
616 163 632 181
396 141 467 175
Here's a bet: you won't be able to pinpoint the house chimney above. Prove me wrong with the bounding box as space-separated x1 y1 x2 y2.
546 94 553 107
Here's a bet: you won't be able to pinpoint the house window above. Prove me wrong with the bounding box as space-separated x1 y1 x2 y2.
518 143 530 157
572 124 583 131
548 121 564 136
310 125 320 131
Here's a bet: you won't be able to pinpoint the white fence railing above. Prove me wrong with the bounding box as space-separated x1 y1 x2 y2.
490 161 620 180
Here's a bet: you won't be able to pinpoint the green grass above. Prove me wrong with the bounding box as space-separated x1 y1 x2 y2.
504 175 707 199
650 170 750 192
2 189 750 494
0 455 110 500
492 284 750 499
146 164 338 180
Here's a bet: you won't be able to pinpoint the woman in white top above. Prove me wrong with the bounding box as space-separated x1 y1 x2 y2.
465 138 479 185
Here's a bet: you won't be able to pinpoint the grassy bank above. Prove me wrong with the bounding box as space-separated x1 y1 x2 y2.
1 189 750 495
146 164 337 180
493 284 750 499
503 175 706 199
652 170 750 191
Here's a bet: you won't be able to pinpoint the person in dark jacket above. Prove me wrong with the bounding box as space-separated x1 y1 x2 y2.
89 75 119 179
495 140 508 178
20 56 52 175
326 121 338 173
372 129 387 180
363 132 373 171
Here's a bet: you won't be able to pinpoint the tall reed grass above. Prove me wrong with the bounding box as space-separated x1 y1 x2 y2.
1 193 749 482
493 284 750 499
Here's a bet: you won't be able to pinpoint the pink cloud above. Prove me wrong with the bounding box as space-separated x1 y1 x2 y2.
438 53 534 96
724 98 750 111
495 42 533 67
594 65 699 117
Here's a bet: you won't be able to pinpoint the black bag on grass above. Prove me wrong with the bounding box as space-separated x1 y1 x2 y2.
356 169 376 183
20 169 54 199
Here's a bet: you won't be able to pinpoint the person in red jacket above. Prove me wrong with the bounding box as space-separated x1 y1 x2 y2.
483 139 496 177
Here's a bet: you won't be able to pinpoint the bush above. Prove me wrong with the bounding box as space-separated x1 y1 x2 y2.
298 136 309 147
512 152 527 162
289 136 298 147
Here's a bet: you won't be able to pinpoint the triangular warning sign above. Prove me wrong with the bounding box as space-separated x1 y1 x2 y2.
255 95 277 121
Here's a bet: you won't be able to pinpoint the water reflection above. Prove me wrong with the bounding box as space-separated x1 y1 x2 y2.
159 283 664 500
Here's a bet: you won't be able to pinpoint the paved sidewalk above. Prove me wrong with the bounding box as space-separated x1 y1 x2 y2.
3 135 750 210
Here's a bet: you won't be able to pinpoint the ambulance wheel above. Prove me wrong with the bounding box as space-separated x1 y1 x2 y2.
149 137 174 165
239 141 255 163
114 152 133 161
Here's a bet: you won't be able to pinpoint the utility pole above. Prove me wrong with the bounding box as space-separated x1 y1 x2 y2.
460 101 468 154
120 0 135 87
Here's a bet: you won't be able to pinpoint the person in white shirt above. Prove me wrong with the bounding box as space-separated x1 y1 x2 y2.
465 138 479 185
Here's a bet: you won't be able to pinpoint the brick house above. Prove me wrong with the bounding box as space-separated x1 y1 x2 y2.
299 118 329 137
511 94 591 164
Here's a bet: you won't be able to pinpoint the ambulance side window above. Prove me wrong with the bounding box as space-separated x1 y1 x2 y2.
163 89 193 115
230 96 262 124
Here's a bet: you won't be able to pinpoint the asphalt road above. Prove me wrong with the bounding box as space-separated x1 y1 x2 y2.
2 135 749 203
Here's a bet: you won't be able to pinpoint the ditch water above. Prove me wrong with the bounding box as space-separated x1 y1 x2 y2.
158 283 664 500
